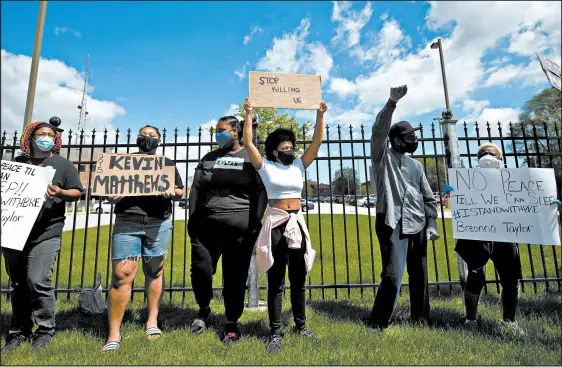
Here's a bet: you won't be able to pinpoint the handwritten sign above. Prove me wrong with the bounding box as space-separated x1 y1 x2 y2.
1 160 56 251
92 153 175 196
449 168 560 245
249 71 322 110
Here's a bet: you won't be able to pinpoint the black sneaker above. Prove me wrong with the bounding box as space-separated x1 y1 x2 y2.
293 326 314 338
1 335 29 354
31 334 52 350
266 334 283 353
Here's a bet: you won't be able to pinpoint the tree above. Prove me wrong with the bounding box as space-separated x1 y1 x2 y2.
236 104 313 156
508 88 561 178
332 167 360 195
417 158 448 193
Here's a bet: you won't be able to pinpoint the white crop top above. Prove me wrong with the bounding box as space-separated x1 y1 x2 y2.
257 158 305 199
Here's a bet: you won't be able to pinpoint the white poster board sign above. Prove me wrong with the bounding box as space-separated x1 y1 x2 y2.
1 160 56 251
449 168 560 245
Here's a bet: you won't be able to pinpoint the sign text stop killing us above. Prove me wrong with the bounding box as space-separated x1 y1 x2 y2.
449 168 560 245
92 153 175 196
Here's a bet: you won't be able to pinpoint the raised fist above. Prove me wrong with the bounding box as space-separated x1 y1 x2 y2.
389 85 408 102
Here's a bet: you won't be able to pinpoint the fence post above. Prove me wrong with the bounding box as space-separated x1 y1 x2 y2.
246 248 267 310
441 119 468 290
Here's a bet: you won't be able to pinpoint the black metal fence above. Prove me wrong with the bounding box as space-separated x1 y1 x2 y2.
1 120 560 301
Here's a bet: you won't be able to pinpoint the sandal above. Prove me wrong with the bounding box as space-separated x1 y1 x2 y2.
190 318 207 334
145 327 162 340
101 337 121 352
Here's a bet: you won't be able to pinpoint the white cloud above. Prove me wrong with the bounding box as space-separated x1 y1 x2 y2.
234 61 250 80
350 19 412 64
466 107 521 137
484 61 547 88
54 26 81 38
243 26 264 45
256 19 333 80
1 49 125 136
328 77 357 99
380 13 388 21
331 1 373 48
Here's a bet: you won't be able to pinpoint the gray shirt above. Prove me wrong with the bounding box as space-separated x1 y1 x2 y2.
370 99 438 234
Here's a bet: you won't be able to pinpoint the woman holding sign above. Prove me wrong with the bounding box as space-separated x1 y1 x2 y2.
447 143 525 336
243 97 327 353
102 125 184 352
188 116 267 344
2 121 83 352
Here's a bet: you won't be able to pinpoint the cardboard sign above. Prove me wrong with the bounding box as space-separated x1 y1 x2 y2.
1 160 56 251
249 71 322 110
92 153 175 196
536 53 561 91
449 168 560 246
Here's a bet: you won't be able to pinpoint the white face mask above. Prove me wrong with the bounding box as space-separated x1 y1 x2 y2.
479 155 500 169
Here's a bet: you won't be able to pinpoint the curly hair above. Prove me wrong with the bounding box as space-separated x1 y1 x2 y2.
264 128 296 162
20 122 62 157
477 142 503 160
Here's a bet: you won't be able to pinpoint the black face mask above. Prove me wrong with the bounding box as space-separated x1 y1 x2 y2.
391 139 418 154
137 136 159 152
276 150 295 165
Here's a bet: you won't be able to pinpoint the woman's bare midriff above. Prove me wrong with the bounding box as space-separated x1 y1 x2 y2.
269 198 301 211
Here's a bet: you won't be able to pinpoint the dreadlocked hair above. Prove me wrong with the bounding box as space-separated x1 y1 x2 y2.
20 121 63 158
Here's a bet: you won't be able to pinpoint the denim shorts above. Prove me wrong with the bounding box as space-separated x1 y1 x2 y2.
112 214 172 260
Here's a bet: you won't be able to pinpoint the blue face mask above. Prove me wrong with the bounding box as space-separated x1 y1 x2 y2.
215 132 232 149
34 137 55 152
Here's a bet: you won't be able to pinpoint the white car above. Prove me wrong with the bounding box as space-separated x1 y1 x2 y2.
359 195 377 207
92 200 113 214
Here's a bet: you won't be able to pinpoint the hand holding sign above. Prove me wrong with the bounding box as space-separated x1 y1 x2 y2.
160 189 176 199
244 97 253 114
45 184 62 199
317 101 328 117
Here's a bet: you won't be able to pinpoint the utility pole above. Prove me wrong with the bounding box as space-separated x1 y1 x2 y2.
430 38 468 289
22 1 47 131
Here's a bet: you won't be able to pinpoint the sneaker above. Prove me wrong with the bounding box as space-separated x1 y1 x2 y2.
190 318 207 334
31 334 52 350
266 334 283 353
222 331 240 344
293 326 314 338
499 320 526 337
1 335 29 354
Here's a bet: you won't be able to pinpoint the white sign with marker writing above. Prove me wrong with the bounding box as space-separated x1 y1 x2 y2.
449 168 560 245
1 160 56 251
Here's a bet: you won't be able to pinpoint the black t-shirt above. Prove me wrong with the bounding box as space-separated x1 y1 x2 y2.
14 154 84 244
114 156 184 219
194 148 265 213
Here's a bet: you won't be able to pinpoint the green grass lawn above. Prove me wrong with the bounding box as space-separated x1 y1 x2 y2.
1 214 561 365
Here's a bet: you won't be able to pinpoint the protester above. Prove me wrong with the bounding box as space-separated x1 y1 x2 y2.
446 143 525 336
363 85 439 331
188 116 267 344
242 97 327 352
2 122 83 352
102 125 184 351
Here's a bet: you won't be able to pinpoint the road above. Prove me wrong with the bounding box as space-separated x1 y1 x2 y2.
64 203 452 232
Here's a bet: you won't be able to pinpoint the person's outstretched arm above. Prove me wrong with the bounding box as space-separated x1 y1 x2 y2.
370 85 408 164
243 98 264 170
300 101 328 169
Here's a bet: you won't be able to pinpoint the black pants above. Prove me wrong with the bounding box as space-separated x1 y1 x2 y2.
267 219 307 334
189 210 258 323
457 240 522 321
369 215 429 328
2 237 61 339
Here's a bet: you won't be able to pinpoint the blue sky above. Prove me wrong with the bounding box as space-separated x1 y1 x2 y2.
1 1 560 185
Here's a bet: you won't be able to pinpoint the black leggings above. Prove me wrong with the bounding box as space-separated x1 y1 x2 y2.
189 210 258 323
267 215 307 334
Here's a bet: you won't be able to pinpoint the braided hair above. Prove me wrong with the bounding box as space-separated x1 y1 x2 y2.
20 121 63 158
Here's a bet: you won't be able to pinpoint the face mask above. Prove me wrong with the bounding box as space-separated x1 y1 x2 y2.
391 139 418 154
276 150 295 165
137 136 159 152
34 137 55 152
215 132 233 149
479 155 500 169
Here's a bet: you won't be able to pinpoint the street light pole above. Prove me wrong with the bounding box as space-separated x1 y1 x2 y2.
22 1 48 132
430 38 467 290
